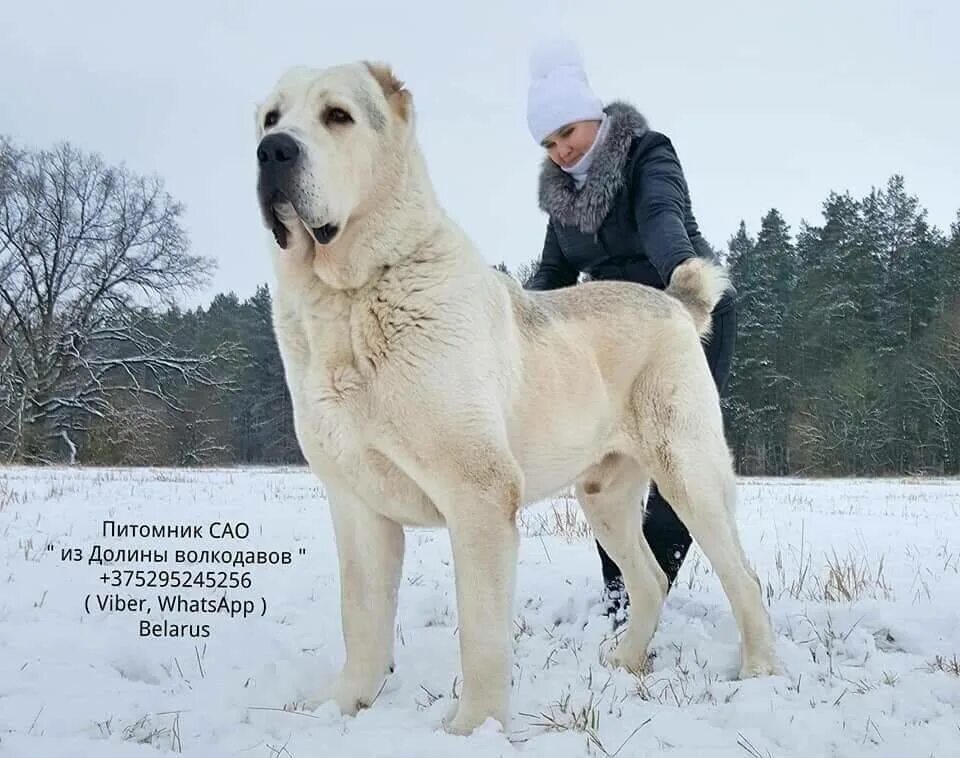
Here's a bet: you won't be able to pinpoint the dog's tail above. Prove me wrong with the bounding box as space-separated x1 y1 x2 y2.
665 257 731 337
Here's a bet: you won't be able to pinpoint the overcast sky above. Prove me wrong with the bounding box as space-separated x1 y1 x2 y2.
2 0 956 307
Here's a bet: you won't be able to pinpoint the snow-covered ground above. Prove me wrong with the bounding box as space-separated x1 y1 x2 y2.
1 466 958 757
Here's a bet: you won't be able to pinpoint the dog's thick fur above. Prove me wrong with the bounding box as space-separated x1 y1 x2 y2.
254 62 777 735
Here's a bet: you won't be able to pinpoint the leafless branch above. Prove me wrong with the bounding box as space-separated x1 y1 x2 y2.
0 137 225 462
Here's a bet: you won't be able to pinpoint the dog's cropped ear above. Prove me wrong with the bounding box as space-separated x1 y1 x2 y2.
364 61 412 122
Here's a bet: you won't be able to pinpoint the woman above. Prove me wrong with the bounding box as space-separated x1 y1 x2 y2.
523 39 737 625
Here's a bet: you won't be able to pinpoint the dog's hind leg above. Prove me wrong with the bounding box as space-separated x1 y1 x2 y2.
649 427 778 678
323 480 405 715
576 454 668 672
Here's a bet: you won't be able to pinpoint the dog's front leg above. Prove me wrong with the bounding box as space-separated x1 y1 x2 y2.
444 501 520 735
323 482 404 715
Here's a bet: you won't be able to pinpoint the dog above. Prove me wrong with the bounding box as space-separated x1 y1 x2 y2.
253 61 777 735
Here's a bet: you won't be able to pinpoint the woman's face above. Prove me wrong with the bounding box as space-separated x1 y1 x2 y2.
542 119 601 168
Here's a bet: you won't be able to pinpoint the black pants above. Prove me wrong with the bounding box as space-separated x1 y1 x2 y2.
597 301 737 586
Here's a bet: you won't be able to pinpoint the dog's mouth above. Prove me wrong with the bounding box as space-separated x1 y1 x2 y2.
258 186 294 249
260 192 340 250
311 223 340 246
267 205 290 249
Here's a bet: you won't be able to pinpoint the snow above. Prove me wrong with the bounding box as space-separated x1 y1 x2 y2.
1 466 958 757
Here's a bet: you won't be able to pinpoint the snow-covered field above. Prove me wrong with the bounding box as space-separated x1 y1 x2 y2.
1 466 958 757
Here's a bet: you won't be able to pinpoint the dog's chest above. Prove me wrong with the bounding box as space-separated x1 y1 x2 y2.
278 288 419 458
273 283 447 525
285 348 443 525
291 358 374 473
273 295 372 458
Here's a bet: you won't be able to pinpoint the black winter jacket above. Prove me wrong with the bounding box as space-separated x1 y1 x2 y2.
526 101 731 311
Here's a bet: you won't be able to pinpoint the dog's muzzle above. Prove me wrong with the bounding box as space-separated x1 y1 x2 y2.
256 133 340 249
257 133 301 249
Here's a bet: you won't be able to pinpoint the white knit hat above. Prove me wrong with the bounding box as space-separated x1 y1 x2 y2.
526 38 604 144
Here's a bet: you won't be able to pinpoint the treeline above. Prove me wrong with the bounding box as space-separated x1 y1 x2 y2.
723 177 960 475
2 137 958 474
82 288 302 467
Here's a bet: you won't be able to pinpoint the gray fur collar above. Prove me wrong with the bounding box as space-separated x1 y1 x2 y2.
537 101 649 233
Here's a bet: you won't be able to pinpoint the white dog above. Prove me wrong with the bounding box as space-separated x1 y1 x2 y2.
254 61 777 735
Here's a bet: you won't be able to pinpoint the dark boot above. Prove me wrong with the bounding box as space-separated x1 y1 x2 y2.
642 483 692 585
596 541 630 628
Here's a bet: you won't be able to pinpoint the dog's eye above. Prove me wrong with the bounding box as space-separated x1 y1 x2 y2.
324 107 354 126
264 109 280 129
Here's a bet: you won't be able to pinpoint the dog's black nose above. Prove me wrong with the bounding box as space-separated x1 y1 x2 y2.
257 133 300 167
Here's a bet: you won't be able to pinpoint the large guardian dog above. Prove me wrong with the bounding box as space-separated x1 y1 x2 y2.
254 61 777 735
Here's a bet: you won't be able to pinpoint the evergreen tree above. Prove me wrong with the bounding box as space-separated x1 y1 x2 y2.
874 176 943 349
236 285 301 463
727 213 796 473
724 222 757 470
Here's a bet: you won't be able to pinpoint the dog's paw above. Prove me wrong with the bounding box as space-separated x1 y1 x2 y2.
738 652 780 679
442 708 471 736
599 635 650 676
301 691 363 717
442 700 506 736
333 688 367 717
306 671 384 717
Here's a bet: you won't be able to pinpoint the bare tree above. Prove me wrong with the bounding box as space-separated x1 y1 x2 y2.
908 305 960 473
514 257 540 288
0 137 234 463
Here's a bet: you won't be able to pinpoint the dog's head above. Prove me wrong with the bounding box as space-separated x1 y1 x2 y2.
254 62 412 251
